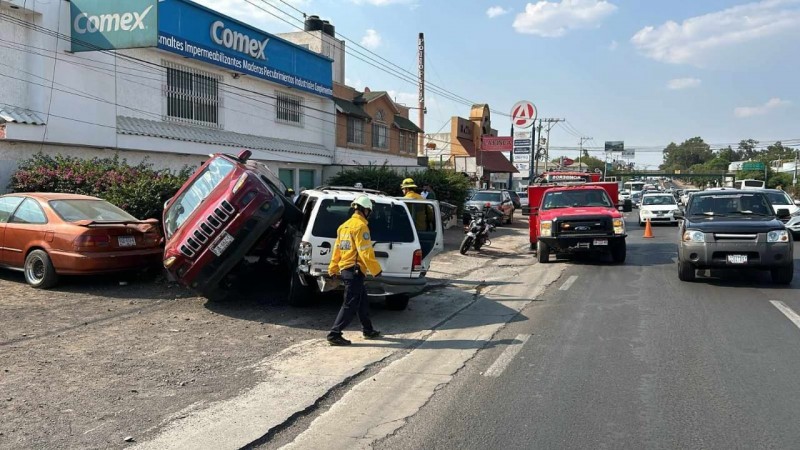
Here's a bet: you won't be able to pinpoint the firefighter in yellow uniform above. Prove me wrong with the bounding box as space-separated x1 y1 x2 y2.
401 178 433 231
327 195 383 346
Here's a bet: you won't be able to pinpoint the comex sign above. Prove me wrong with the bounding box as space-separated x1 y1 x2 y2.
211 21 268 60
70 0 158 52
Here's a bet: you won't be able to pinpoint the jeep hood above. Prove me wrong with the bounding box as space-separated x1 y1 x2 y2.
685 216 785 233
539 206 620 220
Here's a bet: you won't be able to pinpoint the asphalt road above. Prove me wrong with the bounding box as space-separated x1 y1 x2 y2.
377 214 800 450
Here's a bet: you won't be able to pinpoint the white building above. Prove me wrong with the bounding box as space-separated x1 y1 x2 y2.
0 0 336 192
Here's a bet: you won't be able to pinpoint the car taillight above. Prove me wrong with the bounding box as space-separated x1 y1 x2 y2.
74 235 110 249
143 232 161 246
412 249 423 272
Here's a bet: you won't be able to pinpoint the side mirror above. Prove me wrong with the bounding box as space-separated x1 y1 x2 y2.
795 200 800 206
238 149 252 163
777 208 791 219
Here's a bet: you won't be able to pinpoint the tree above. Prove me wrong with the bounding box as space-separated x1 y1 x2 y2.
738 139 759 160
660 137 713 171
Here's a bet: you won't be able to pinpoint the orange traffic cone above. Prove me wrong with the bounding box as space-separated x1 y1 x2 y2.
643 218 654 239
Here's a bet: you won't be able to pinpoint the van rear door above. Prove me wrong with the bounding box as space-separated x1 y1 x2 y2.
399 199 443 268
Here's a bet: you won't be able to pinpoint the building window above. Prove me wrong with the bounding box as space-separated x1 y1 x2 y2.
164 62 221 127
409 133 418 154
276 92 303 124
399 132 406 153
372 124 389 149
347 117 365 145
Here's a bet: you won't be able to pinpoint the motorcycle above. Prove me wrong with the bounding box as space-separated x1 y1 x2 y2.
460 206 503 254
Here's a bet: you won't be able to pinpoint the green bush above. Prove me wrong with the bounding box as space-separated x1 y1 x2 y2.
9 152 192 220
326 165 471 212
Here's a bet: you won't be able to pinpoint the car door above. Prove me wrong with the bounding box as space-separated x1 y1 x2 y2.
0 196 25 265
3 197 49 268
399 198 443 269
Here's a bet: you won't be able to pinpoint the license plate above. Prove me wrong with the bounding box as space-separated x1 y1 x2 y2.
656 212 665 216
593 239 608 246
118 236 136 247
727 254 747 264
211 232 234 256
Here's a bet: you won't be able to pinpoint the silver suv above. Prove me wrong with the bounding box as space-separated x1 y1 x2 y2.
284 187 443 310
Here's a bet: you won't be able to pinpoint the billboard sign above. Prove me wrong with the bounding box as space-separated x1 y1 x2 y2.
70 0 158 52
513 139 532 146
510 100 537 129
513 162 530 172
622 148 635 159
513 146 530 154
514 131 531 139
157 0 332 97
514 153 530 162
481 136 513 151
605 141 624 152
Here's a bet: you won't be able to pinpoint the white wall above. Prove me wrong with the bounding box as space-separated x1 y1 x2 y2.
334 146 419 167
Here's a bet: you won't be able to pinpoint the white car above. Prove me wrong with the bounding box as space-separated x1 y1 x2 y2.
760 189 800 218
638 193 681 226
517 191 529 208
619 190 631 201
680 189 700 205
285 187 443 310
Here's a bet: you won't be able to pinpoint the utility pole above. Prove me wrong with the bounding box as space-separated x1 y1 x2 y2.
417 33 425 156
540 118 564 170
794 149 798 187
533 119 543 176
579 137 592 170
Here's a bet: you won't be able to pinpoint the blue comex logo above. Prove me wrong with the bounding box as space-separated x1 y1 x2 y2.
73 5 154 34
210 21 268 60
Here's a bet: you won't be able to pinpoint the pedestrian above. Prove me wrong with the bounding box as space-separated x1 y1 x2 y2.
401 178 423 199
327 195 383 346
422 183 437 200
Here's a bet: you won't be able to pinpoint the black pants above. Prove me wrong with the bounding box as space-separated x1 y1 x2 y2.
329 269 374 336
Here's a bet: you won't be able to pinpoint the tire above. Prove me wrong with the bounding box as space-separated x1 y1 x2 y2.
288 271 314 306
385 294 410 311
24 250 58 289
771 262 794 285
460 236 474 255
536 240 550 264
678 259 696 282
610 240 626 264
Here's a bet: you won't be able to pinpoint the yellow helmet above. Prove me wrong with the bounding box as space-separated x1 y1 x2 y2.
400 178 417 189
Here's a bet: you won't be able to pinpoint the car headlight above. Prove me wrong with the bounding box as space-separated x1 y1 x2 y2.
641 209 651 215
613 218 625 235
540 221 552 237
671 209 681 215
232 173 249 194
767 230 789 243
683 230 705 242
163 256 178 268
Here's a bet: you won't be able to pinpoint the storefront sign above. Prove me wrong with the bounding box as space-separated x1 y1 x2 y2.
514 153 530 162
513 139 531 146
157 0 332 97
70 0 158 52
481 136 513 151
513 146 529 154
513 162 530 172
455 117 473 140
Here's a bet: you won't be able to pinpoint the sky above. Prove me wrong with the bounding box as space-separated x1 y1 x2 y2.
196 0 800 168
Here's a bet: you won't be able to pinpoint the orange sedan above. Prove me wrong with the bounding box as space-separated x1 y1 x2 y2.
0 193 163 288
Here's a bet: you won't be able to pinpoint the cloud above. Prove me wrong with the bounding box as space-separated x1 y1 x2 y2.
194 0 309 26
360 29 382 49
631 0 800 67
608 40 618 50
487 6 511 18
387 91 418 107
734 98 791 118
350 0 415 5
667 77 701 90
512 0 618 37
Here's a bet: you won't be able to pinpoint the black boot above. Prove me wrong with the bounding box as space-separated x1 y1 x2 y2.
327 333 352 346
363 329 382 340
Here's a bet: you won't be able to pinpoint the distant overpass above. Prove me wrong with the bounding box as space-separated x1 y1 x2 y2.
606 171 730 179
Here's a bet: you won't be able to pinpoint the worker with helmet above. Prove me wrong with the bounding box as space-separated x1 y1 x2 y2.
401 178 434 230
401 178 424 199
327 195 383 346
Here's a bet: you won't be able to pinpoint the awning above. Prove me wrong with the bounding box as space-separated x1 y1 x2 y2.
393 115 423 133
0 106 46 125
333 98 371 120
456 137 517 173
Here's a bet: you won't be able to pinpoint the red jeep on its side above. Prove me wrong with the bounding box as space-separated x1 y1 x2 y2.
161 150 300 299
529 182 628 264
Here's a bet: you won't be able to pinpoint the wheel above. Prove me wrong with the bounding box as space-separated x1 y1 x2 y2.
460 236 473 255
385 294 410 311
536 240 550 264
678 259 696 282
24 250 58 289
610 240 626 264
287 270 314 306
771 263 794 285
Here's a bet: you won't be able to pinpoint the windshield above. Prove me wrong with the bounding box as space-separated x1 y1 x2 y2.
311 199 415 243
765 191 792 205
50 200 137 222
642 195 677 206
471 192 502 202
542 189 613 209
687 193 774 216
164 157 236 238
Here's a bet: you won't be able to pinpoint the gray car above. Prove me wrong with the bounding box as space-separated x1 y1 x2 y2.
465 190 515 224
676 189 793 284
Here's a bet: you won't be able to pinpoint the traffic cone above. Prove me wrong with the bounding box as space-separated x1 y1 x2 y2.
643 218 654 239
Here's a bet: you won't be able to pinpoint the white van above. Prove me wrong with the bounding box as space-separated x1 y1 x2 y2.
733 179 766 190
284 187 443 310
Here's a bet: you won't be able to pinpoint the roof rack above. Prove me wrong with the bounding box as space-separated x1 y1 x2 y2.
317 186 387 195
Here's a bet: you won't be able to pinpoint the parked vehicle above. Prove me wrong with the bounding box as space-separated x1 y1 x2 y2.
460 206 503 255
283 186 443 310
161 150 300 300
0 193 163 288
528 182 627 264
638 193 681 226
504 190 522 210
676 190 793 284
517 191 529 208
465 190 515 224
